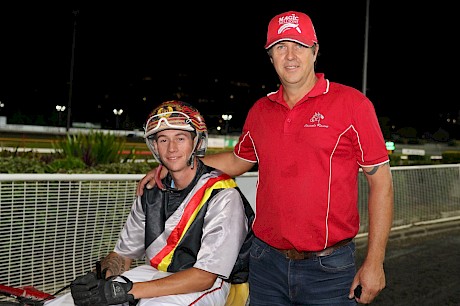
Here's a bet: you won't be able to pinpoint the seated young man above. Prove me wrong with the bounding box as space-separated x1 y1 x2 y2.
46 100 254 306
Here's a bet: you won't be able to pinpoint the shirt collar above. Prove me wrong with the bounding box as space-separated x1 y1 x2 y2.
267 73 330 104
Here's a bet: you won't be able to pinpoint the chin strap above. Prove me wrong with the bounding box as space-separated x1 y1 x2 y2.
187 135 203 169
188 152 196 169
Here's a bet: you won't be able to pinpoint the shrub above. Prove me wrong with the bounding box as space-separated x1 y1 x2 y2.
93 161 158 174
442 151 460 164
45 156 87 173
53 131 126 167
0 156 47 173
0 132 161 174
0 156 158 174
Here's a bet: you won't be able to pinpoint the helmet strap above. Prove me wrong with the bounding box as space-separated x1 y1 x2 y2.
187 134 202 169
187 152 196 169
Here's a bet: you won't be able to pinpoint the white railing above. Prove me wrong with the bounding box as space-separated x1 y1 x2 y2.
0 164 459 300
357 164 460 235
0 174 142 300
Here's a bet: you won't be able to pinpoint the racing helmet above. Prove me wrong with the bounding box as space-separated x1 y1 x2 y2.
144 100 208 167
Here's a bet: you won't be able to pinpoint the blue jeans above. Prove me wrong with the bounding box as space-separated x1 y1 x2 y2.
249 237 357 305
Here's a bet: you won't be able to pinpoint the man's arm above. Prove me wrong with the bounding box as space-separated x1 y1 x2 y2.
351 162 394 303
73 257 217 302
136 151 254 196
129 267 218 299
201 151 254 177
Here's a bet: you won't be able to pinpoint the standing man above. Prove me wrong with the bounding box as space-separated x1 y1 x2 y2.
48 100 254 306
138 11 394 305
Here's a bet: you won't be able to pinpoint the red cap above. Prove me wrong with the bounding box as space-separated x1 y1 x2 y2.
265 11 318 50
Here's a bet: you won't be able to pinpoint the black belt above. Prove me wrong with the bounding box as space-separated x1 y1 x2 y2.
274 238 353 260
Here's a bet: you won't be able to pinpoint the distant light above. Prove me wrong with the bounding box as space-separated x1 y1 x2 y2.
386 141 395 151
56 105 66 112
113 109 123 115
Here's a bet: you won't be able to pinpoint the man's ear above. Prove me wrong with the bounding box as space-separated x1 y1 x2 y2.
267 50 273 64
312 44 319 58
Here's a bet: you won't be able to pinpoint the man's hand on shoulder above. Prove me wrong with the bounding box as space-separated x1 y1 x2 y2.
136 166 162 196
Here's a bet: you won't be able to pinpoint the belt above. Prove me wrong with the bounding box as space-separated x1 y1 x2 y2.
274 238 353 260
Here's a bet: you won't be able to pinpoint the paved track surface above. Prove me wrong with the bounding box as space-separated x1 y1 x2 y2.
355 227 460 306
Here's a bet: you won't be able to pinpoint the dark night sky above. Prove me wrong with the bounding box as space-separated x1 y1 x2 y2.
0 1 457 135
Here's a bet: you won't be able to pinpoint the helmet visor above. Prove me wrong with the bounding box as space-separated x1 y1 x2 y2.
144 111 194 138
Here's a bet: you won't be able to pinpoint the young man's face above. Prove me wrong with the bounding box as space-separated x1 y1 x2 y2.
153 129 195 173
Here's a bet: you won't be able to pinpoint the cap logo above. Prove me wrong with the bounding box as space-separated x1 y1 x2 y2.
156 105 174 118
277 13 302 35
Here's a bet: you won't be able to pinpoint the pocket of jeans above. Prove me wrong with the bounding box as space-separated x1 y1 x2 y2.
318 244 356 271
249 238 269 260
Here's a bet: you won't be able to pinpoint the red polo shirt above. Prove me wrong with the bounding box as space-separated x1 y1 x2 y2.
234 73 389 251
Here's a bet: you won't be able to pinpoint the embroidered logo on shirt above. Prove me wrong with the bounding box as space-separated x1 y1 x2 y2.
304 112 329 128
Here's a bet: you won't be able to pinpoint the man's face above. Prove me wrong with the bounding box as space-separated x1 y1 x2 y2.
153 129 195 173
270 41 317 86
